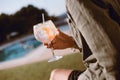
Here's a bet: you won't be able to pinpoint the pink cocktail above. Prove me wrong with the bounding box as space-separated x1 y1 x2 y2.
34 20 59 44
33 20 62 62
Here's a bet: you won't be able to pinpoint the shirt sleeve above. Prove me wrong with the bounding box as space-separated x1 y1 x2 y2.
66 0 120 80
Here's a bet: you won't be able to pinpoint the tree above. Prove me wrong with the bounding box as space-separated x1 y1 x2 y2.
0 5 58 44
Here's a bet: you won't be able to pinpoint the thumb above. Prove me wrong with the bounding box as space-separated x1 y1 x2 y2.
57 28 62 33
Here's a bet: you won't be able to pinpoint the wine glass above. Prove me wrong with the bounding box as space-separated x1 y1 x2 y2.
33 16 62 62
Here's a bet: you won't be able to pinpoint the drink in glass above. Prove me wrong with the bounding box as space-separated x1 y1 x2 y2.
33 20 62 62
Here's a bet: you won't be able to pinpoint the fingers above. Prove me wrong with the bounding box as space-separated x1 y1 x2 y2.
44 29 71 49
44 43 51 48
44 43 48 46
57 28 61 34
44 42 58 49
43 42 56 49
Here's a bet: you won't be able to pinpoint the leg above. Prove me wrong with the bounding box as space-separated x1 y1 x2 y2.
50 69 73 80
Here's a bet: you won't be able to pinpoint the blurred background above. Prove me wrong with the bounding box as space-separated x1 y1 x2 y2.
0 0 85 80
0 0 68 62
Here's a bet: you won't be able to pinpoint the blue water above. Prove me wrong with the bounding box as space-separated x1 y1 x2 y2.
0 25 69 62
0 38 41 62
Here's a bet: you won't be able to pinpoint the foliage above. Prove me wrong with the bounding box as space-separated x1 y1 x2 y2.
0 5 58 43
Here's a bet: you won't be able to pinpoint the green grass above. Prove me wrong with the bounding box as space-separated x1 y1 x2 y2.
0 53 86 80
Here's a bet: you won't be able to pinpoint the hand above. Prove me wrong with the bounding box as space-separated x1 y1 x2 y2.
44 29 79 49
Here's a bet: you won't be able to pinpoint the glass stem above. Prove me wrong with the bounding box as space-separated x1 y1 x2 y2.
51 47 55 57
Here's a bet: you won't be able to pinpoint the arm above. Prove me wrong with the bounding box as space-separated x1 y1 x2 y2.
44 29 80 50
66 0 120 79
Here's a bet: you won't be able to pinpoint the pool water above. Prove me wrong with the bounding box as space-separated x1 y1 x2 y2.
0 38 41 62
0 25 69 62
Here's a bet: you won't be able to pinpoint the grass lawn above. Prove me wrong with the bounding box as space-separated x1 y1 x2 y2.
0 53 86 80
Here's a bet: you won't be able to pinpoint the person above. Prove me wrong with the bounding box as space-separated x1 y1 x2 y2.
45 0 120 80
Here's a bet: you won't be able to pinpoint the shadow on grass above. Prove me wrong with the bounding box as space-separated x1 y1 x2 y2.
0 53 86 80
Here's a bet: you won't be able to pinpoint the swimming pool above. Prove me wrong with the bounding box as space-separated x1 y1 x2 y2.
0 25 69 62
0 38 41 62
